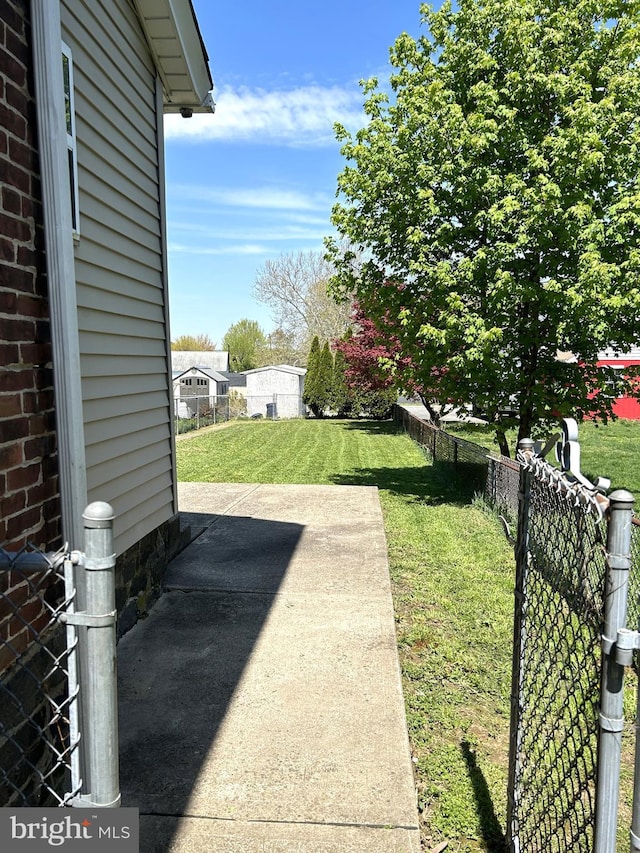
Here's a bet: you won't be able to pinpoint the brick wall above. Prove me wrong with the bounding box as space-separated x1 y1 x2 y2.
0 0 61 550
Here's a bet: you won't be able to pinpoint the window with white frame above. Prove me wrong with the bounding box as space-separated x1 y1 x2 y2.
61 42 80 236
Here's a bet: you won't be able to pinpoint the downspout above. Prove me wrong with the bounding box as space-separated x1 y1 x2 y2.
155 75 179 516
30 0 87 546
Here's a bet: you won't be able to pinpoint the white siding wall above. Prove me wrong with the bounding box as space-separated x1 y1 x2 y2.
245 369 306 418
61 0 175 554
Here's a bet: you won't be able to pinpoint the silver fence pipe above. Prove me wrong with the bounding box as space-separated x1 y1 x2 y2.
506 437 534 853
79 502 120 807
63 557 82 803
625 521 640 851
594 489 635 853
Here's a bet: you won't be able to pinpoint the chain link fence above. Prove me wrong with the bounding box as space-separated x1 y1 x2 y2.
395 406 640 850
174 393 306 434
393 404 520 517
508 470 607 852
0 546 79 806
0 503 120 809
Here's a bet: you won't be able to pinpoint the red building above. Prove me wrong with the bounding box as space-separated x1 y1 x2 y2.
598 348 640 420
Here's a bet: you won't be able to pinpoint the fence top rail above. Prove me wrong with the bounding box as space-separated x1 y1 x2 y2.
396 405 520 463
517 444 610 520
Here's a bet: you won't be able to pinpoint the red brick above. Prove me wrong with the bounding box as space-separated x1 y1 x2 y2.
0 368 33 392
23 389 54 414
0 417 29 443
15 292 45 318
2 185 21 216
0 346 24 373
4 83 30 122
0 393 22 417
0 642 19 674
0 45 26 89
22 195 41 224
4 25 30 68
24 434 55 461
0 130 7 155
26 413 48 436
1 490 27 517
25 481 49 508
9 136 36 172
1 160 30 194
6 507 41 541
33 366 53 388
0 263 34 292
5 627 31 658
0 441 23 470
2 213 32 243
15 244 36 268
0 236 15 263
0 101 27 141
13 598 46 631
7 463 39 492
20 342 50 366
40 454 58 479
0 290 17 313
0 316 34 341
0 4 26 40
0 585 29 622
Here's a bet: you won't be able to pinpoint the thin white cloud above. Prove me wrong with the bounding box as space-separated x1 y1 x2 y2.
168 242 269 256
170 184 332 211
164 84 365 146
170 223 328 242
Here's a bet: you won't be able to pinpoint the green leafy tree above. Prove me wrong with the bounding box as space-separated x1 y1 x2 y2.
171 334 216 351
222 319 267 372
331 348 352 417
255 327 301 367
303 336 334 417
328 0 640 454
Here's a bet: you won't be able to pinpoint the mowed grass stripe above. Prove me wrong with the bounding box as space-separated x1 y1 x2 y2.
176 418 516 851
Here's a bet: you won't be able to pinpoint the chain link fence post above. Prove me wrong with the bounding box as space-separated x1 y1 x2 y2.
72 502 120 808
595 489 635 853
507 437 534 853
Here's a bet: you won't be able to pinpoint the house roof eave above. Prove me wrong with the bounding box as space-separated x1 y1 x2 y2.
132 0 214 114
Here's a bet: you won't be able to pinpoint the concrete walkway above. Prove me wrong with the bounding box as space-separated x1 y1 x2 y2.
117 483 420 852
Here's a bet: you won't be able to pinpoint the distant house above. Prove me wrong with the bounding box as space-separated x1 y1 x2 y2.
172 366 229 417
557 348 640 420
243 365 307 419
219 371 248 395
171 350 230 373
598 348 640 420
1 0 213 627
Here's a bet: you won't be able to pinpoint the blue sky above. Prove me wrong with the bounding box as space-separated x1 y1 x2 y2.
163 0 434 346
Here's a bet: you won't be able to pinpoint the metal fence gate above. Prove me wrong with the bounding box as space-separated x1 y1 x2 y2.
0 502 120 808
508 420 636 853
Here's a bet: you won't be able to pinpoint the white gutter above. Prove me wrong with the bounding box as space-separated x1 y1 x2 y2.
30 0 87 547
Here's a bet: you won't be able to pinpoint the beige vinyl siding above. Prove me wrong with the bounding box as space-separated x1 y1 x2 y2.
61 0 176 554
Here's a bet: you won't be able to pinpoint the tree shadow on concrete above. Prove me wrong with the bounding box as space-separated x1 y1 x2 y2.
117 513 303 852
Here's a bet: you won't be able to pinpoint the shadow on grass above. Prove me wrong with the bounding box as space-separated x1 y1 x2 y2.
330 459 486 506
461 740 508 853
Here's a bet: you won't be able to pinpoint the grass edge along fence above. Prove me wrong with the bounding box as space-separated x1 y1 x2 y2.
394 405 640 851
392 404 520 520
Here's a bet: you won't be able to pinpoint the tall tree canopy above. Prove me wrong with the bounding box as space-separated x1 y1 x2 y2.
222 319 267 372
254 250 352 363
171 334 217 351
327 0 640 453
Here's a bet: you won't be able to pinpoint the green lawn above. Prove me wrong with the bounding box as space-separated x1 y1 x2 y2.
445 418 640 495
177 419 515 851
